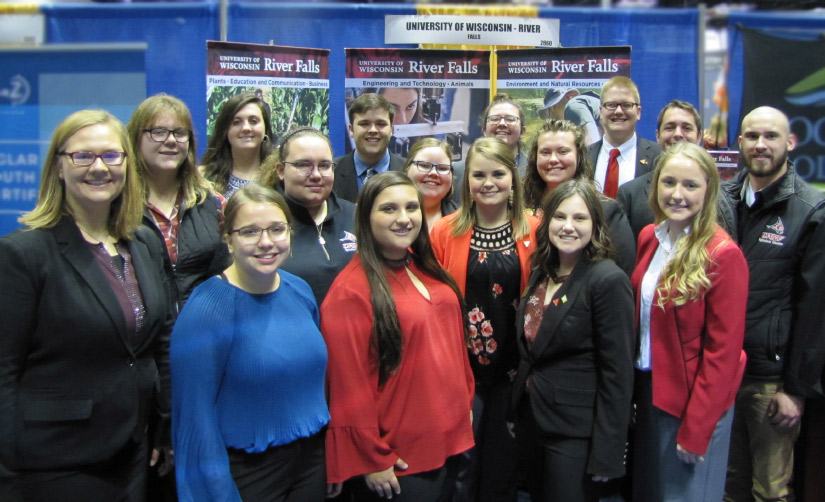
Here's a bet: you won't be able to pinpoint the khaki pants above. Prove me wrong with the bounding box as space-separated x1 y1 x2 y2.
725 380 801 502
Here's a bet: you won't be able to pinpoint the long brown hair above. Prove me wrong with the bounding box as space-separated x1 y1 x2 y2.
354 171 466 385
201 92 274 193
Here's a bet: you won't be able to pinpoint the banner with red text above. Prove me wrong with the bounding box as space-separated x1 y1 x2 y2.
495 46 631 146
344 48 491 160
206 41 330 142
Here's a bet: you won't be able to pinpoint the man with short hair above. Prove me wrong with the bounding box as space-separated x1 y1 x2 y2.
617 100 702 239
333 93 406 202
587 77 660 199
539 87 602 145
722 106 825 502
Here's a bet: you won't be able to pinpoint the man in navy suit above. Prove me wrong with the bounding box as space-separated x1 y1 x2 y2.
333 93 405 202
617 100 702 240
587 77 661 199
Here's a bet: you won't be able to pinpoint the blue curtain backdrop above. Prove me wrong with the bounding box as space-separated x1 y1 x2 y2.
44 3 219 150
40 4 825 158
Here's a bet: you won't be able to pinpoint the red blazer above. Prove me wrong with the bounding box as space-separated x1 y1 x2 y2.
632 224 748 455
429 212 541 297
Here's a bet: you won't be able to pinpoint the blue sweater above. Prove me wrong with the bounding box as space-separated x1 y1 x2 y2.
171 272 329 501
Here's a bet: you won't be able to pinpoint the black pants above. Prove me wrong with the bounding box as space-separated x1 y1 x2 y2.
350 455 460 502
20 438 148 502
515 402 601 502
228 431 325 502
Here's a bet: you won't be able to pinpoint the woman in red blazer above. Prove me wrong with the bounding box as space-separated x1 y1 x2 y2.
430 136 539 502
631 142 748 501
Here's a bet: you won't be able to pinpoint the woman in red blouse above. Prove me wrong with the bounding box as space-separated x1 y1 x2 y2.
321 171 474 501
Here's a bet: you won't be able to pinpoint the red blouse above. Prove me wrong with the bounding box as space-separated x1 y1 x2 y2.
320 255 475 483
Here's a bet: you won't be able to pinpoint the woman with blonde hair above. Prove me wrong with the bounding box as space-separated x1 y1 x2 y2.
128 93 230 307
201 92 274 198
0 109 173 500
631 142 748 501
403 137 459 231
430 136 539 502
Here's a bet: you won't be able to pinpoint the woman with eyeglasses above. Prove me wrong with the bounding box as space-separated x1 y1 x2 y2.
201 92 274 199
403 138 459 232
0 109 175 500
172 184 329 502
322 171 474 502
429 137 540 502
522 119 636 276
261 127 356 305
128 94 231 309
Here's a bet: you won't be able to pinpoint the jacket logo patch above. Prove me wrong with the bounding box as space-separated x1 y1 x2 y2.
760 218 785 246
340 231 357 252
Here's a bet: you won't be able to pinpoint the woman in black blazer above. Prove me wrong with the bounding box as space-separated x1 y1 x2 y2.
0 110 174 502
511 179 634 502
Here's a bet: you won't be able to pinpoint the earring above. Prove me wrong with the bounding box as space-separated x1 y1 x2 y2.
508 190 514 208
263 135 270 143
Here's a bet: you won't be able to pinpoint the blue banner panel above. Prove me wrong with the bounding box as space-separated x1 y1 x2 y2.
0 44 146 237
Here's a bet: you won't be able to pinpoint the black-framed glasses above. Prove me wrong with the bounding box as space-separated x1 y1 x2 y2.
283 161 335 177
230 224 290 244
486 115 520 124
59 151 127 167
143 127 191 143
412 160 452 175
601 102 639 111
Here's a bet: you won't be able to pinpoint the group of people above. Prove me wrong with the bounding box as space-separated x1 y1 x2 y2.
0 74 822 502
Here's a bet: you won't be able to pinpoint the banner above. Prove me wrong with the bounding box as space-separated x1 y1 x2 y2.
0 43 146 237
206 41 330 142
385 15 559 48
344 48 491 160
741 27 825 185
495 46 631 146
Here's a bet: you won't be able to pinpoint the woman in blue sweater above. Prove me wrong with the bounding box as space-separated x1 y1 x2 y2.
171 184 329 502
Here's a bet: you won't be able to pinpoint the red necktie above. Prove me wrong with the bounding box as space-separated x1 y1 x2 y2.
604 148 620 198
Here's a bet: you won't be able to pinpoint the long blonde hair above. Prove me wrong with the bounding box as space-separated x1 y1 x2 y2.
451 137 530 239
650 142 721 306
20 109 143 239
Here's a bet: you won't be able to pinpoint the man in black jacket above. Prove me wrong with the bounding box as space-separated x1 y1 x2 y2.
722 106 825 502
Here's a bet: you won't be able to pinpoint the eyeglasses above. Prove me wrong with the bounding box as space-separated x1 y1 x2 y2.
601 102 639 111
143 127 191 143
283 161 335 177
412 160 452 175
486 115 520 124
230 224 290 244
59 151 127 167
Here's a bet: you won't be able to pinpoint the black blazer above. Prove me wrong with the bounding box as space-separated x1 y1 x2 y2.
512 259 634 478
332 151 406 203
587 136 661 185
0 218 173 495
601 197 636 277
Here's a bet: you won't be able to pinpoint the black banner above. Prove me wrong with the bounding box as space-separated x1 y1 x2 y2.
741 27 825 184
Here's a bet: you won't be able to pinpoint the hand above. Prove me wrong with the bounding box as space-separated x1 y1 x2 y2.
506 421 516 439
592 475 610 482
326 482 343 498
676 443 704 464
150 447 175 477
364 458 408 499
767 391 804 429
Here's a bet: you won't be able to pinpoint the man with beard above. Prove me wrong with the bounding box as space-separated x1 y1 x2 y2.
334 93 406 202
587 77 660 199
722 106 825 502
